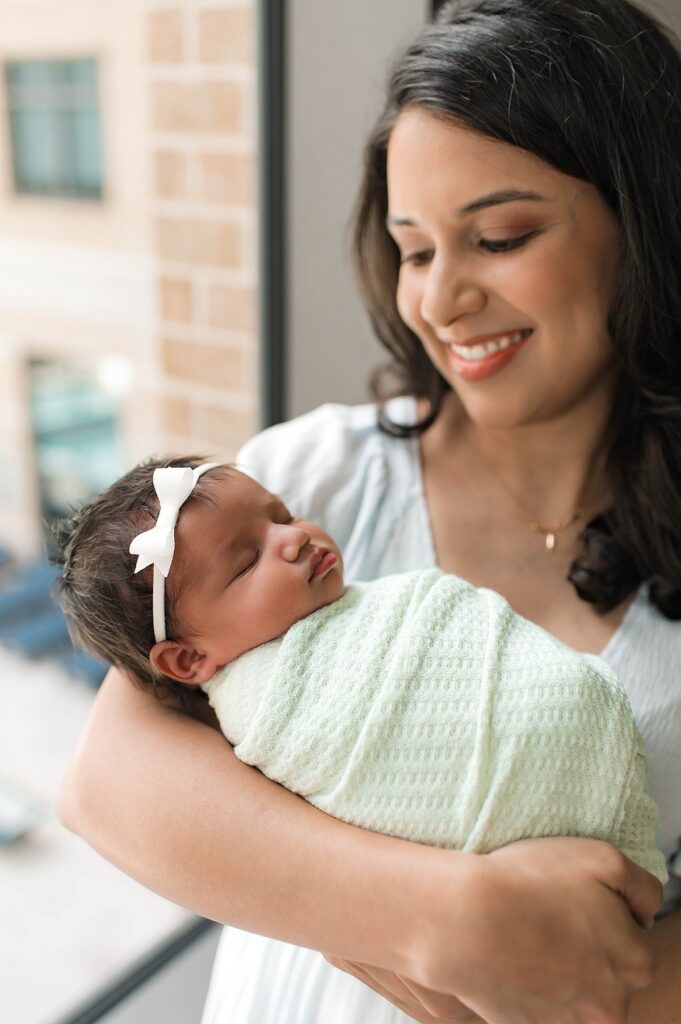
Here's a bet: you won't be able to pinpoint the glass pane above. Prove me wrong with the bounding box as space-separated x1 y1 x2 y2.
10 108 61 194
6 59 53 90
6 58 103 198
72 109 103 196
28 359 123 524
67 58 97 87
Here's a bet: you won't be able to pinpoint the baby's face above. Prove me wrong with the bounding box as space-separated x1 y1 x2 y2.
170 469 345 671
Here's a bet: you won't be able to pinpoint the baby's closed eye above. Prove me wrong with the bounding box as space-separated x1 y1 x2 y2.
233 551 259 580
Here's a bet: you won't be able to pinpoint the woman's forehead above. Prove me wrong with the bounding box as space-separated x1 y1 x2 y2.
386 108 572 210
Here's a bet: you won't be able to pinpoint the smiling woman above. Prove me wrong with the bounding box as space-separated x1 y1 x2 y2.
355 0 681 623
59 2 681 1024
386 115 619 413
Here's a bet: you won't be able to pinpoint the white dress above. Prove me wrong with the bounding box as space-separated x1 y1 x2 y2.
202 400 681 1024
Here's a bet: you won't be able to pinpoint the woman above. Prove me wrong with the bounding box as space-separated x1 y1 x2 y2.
60 0 681 1021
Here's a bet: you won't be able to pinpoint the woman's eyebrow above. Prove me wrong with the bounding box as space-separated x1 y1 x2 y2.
459 189 547 215
386 189 547 227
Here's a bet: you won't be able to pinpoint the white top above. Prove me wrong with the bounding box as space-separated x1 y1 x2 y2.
202 399 681 1024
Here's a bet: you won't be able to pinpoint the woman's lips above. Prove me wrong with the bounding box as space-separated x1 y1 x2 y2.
308 549 338 581
446 329 533 381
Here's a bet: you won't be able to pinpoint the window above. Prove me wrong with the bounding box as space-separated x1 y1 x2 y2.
28 357 123 530
5 58 103 199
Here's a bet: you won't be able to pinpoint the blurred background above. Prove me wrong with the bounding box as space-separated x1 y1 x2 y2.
1 1 679 1023
0 3 261 1020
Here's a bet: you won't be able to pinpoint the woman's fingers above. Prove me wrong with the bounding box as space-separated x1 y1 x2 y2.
323 954 480 1022
323 955 429 1021
324 954 416 1003
594 842 663 930
397 973 479 1020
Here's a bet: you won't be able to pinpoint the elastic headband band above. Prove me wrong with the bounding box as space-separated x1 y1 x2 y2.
129 463 218 643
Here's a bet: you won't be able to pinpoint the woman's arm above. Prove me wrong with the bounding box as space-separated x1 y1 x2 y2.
59 668 427 961
60 669 661 1024
64 668 493 963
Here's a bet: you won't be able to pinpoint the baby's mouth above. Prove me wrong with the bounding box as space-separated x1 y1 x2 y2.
308 549 325 581
308 548 337 581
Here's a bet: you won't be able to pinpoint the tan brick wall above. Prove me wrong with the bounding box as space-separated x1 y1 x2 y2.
146 0 258 461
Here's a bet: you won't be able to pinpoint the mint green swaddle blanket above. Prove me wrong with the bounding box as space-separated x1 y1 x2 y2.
203 569 667 882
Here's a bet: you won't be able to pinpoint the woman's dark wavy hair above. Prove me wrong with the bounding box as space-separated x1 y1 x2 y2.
354 0 681 618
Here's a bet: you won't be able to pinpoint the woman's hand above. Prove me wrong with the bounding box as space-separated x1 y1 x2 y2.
327 837 662 1024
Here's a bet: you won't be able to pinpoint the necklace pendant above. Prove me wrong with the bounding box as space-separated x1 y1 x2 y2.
545 532 556 551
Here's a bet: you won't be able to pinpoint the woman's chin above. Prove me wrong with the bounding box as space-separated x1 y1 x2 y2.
452 389 542 432
432 359 539 431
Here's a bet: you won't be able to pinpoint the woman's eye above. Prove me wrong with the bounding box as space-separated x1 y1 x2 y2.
399 249 434 267
478 231 539 254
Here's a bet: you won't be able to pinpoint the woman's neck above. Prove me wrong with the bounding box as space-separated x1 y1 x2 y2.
434 390 614 524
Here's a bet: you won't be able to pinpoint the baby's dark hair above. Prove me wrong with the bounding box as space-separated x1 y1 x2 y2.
52 455 228 704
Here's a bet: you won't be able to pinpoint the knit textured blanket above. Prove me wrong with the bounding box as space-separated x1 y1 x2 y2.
203 569 667 881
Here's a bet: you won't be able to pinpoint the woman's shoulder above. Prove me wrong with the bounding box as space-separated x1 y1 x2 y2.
237 401 378 469
606 583 681 659
599 584 681 720
235 398 418 506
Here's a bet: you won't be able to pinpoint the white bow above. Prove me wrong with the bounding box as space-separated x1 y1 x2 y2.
130 467 198 578
129 463 218 642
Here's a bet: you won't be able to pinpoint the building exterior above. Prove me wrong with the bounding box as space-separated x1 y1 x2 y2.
0 0 258 561
0 9 259 1020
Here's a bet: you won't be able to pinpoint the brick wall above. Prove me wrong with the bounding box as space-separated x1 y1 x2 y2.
146 0 258 459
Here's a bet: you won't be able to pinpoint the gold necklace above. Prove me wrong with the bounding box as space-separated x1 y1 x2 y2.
530 511 583 552
460 435 587 553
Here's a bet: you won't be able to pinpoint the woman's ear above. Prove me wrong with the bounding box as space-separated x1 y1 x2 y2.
150 640 218 686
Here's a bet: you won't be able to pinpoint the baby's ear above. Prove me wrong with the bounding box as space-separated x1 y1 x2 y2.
150 640 218 686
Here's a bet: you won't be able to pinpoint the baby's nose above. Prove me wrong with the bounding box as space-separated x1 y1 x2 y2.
281 525 311 561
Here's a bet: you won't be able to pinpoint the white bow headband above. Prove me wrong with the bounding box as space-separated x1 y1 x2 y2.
129 463 218 643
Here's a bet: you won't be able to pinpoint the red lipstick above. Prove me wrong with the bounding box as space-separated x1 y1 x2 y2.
447 330 532 381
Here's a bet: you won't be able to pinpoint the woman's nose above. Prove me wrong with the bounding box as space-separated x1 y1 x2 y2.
279 524 311 562
419 256 486 330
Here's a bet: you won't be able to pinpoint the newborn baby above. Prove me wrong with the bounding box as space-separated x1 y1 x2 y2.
54 457 667 881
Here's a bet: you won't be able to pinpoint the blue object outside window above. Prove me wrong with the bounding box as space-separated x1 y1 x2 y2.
28 357 123 525
5 58 103 199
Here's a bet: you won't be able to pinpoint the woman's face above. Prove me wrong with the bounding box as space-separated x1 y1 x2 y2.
386 108 621 430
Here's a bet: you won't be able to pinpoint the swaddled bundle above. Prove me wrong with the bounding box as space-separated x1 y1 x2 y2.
203 569 666 881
